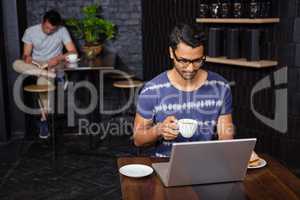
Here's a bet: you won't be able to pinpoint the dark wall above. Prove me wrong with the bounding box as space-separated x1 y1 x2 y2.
142 0 202 80
286 0 300 175
25 0 143 79
142 0 300 175
1 0 27 141
0 0 10 142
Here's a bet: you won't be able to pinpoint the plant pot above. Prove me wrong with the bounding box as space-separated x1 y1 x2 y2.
82 43 103 59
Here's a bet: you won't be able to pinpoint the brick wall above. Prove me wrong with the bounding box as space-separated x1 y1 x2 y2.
26 0 143 79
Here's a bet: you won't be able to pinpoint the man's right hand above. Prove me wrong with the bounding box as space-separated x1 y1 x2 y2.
24 55 32 64
157 116 179 140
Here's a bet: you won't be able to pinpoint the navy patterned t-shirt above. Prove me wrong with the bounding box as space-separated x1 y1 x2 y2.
136 70 232 157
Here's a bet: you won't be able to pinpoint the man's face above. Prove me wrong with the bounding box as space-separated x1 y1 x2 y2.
42 20 58 35
170 42 205 81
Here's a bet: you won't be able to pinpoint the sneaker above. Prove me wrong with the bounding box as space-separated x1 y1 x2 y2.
39 120 49 139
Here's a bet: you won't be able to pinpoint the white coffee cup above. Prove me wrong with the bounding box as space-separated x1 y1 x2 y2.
66 54 78 63
177 119 198 138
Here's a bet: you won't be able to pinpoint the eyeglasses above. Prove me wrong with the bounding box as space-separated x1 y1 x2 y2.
172 48 206 68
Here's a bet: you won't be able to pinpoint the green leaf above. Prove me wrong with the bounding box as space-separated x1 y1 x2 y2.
65 3 117 43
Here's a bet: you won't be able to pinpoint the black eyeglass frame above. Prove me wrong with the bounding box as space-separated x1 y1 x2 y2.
172 48 206 68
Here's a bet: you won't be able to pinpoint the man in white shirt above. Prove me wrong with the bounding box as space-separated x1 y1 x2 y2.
13 10 77 138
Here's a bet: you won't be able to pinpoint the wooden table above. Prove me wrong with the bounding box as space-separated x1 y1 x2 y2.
63 53 116 71
117 155 300 200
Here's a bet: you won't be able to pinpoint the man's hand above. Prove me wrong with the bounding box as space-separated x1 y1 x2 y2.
23 55 32 64
217 114 234 140
23 43 33 64
47 57 60 67
157 116 179 140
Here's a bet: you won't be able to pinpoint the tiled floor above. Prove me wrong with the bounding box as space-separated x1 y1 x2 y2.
0 133 140 200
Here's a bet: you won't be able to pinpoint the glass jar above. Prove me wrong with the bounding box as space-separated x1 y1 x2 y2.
210 0 221 18
199 0 209 18
220 0 231 18
232 0 243 18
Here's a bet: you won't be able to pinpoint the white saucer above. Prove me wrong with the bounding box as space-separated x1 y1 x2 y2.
248 158 267 169
119 164 153 178
66 63 79 68
67 58 81 64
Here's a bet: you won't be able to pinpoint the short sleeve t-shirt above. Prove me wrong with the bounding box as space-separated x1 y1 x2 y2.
22 24 72 62
136 70 232 157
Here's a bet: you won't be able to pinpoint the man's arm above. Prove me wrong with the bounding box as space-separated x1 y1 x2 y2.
22 43 33 64
13 42 56 78
133 114 179 147
56 41 78 61
133 113 161 147
48 41 77 67
217 114 234 140
62 27 77 57
64 41 77 54
61 41 77 60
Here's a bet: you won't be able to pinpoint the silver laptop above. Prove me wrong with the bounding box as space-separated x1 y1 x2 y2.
152 138 256 187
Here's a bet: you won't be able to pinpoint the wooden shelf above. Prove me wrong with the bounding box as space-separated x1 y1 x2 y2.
196 18 280 24
206 57 278 68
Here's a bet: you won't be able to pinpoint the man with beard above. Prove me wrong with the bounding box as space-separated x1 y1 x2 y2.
133 24 234 157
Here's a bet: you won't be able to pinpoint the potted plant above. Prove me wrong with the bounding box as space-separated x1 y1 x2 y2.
66 4 116 59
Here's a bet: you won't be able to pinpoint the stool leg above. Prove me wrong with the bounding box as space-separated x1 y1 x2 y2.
121 88 128 118
89 133 96 150
34 93 42 139
19 93 38 157
37 97 47 121
18 133 26 156
130 87 138 116
51 84 58 161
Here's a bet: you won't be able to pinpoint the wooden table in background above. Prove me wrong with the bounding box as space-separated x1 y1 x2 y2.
117 154 300 200
51 50 116 159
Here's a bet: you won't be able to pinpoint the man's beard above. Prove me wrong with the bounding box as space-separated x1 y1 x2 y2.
174 66 198 80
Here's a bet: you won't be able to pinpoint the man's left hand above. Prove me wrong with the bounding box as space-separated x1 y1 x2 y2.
47 57 60 67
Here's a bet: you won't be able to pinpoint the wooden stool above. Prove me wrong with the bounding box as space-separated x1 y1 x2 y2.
21 84 56 156
24 84 56 117
112 79 143 127
24 84 55 93
24 84 56 118
107 68 136 80
109 73 135 80
113 80 144 155
112 80 144 88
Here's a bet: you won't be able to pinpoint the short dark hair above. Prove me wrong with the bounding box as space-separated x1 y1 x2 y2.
169 23 206 50
43 10 62 26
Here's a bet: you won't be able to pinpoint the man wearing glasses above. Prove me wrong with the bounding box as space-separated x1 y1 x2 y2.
133 24 234 157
